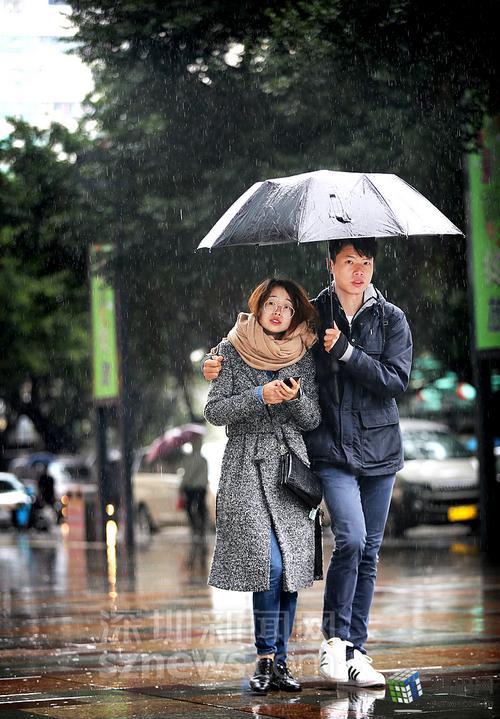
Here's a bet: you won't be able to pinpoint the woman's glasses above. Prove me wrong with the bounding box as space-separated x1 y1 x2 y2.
262 299 295 318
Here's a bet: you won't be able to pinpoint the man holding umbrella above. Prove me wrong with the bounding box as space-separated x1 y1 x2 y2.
203 237 412 687
308 237 412 687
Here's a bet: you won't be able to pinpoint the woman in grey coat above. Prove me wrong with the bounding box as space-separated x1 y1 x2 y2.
204 278 321 694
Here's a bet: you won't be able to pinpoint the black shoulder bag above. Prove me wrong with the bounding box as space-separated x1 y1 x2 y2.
280 451 323 510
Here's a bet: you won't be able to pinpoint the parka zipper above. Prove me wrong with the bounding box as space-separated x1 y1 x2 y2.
333 289 379 464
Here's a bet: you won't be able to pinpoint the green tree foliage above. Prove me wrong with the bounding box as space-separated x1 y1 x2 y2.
3 1 493 451
68 1 300 445
65 0 497 445
248 0 497 376
0 120 91 453
0 0 492 448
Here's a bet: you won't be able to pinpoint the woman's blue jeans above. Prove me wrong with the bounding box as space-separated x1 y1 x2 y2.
316 466 395 655
252 528 298 663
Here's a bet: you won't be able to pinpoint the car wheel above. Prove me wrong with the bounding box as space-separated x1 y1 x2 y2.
135 504 154 537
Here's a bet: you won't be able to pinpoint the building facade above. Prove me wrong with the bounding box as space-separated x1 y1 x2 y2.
0 0 93 135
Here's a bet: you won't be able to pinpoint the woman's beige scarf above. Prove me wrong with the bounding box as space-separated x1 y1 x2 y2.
226 312 317 370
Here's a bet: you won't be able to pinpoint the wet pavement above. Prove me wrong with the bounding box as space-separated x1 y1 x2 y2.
0 525 499 718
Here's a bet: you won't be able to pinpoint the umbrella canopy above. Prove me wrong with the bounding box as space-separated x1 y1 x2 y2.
145 424 206 464
9 452 56 470
197 170 462 250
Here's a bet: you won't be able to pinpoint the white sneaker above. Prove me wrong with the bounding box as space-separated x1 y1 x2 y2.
320 697 349 719
346 650 386 687
319 637 351 683
347 688 386 718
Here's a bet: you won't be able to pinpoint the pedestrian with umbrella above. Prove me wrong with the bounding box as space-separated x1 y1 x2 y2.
146 424 209 539
199 170 462 687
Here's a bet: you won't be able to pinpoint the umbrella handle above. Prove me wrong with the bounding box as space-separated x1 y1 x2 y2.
329 355 340 404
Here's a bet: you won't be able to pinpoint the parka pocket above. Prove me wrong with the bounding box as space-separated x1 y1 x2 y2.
360 407 401 467
358 339 383 357
356 322 384 357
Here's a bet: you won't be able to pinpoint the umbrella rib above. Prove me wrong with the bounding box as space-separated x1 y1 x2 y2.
362 175 408 236
296 179 311 243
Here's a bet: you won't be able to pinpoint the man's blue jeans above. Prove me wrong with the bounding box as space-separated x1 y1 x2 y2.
253 528 298 663
316 466 395 655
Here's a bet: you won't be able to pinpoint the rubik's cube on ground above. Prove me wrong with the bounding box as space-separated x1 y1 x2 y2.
387 669 423 704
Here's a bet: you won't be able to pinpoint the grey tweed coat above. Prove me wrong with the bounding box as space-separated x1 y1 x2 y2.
204 340 321 593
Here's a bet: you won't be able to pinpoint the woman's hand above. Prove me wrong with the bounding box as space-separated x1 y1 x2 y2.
262 378 301 404
262 380 284 405
280 377 301 401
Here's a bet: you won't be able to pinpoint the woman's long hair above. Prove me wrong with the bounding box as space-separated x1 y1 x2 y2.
247 277 319 334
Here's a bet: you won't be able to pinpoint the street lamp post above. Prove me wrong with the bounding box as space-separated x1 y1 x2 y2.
115 229 135 552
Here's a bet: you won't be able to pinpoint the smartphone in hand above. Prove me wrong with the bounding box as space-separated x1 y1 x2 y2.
283 376 301 388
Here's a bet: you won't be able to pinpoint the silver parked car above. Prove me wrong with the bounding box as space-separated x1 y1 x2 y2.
386 419 479 536
132 449 187 534
132 442 219 536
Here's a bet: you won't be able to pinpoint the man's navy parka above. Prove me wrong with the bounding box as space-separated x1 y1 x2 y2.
306 284 413 477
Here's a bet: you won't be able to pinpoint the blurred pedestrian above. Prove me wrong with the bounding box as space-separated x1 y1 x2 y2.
179 435 208 540
27 467 56 531
38 469 55 508
204 277 321 694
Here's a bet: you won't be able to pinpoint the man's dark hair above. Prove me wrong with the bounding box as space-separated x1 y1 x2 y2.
328 238 378 262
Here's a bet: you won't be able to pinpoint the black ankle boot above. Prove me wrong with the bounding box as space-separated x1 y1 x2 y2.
271 661 302 692
249 657 274 694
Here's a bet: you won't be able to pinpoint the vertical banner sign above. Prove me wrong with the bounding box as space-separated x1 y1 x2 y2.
468 116 500 352
90 244 120 403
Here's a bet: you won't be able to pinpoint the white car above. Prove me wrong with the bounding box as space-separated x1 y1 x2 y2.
387 419 479 536
132 449 187 533
47 456 95 497
132 441 220 535
43 456 97 521
0 473 33 527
